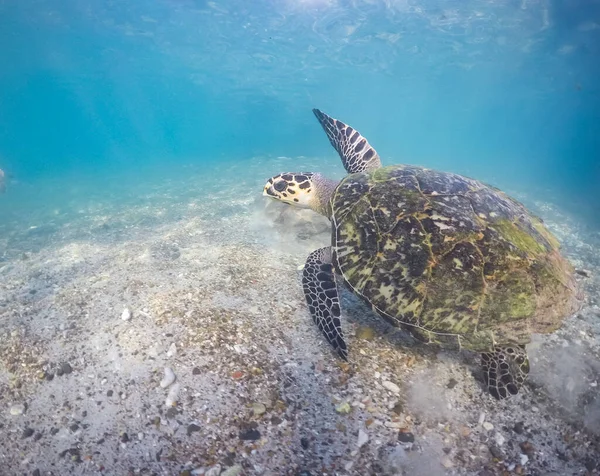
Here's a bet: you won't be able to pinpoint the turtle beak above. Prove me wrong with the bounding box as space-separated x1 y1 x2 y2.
263 184 275 197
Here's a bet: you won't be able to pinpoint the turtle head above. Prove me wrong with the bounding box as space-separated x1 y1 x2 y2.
263 172 337 218
263 172 315 208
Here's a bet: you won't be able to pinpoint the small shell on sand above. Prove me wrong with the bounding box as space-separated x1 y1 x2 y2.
165 383 180 407
221 465 243 476
9 403 26 416
160 367 176 388
382 381 400 394
357 429 369 448
203 465 222 476
121 308 131 321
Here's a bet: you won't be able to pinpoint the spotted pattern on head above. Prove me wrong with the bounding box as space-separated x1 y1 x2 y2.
313 109 382 174
263 172 314 206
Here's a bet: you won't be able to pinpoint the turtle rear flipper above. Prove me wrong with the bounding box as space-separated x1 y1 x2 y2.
302 246 348 360
481 346 530 399
312 108 382 174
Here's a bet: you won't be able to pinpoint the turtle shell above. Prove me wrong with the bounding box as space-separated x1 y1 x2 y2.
331 165 580 352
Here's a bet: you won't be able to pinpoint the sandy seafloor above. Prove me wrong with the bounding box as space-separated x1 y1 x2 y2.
0 157 598 476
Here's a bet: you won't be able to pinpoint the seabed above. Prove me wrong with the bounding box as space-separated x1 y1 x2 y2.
0 158 598 475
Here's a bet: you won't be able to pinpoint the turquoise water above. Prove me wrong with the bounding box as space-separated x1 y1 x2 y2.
0 0 598 225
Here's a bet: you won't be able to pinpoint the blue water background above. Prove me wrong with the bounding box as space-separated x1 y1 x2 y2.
0 0 598 224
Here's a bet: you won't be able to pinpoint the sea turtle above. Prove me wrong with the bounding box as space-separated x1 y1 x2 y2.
263 109 581 399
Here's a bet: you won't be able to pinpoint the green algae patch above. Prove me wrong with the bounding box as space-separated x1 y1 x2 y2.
532 219 560 250
481 270 537 326
370 165 398 182
491 219 548 255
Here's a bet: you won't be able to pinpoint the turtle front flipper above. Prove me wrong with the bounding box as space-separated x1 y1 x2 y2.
312 109 382 174
302 246 348 360
481 346 530 399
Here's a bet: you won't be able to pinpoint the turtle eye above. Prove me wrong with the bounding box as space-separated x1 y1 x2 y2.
274 180 287 192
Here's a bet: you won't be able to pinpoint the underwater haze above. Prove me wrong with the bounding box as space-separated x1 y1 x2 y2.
1 1 600 475
0 0 599 221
